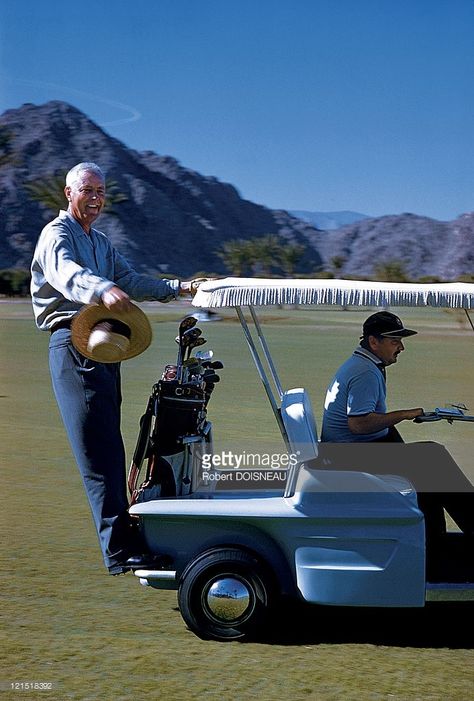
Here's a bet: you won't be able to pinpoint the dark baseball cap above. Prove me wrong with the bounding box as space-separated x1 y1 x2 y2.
361 311 417 339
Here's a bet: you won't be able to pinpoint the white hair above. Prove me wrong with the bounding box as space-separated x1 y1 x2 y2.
65 162 105 188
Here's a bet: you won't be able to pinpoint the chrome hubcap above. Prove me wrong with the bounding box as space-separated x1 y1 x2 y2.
205 577 252 622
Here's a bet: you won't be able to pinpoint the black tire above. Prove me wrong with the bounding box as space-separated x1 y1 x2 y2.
178 548 273 641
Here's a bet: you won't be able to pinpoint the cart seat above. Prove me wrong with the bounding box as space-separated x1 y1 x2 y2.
281 388 319 463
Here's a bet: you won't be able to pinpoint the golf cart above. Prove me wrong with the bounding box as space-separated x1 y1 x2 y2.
128 278 474 641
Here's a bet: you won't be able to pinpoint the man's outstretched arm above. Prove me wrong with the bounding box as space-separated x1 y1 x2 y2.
348 408 424 435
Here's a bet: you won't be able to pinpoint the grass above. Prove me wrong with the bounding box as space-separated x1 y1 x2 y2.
1 300 473 701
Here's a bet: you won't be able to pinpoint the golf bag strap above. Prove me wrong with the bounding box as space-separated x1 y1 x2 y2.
127 398 154 498
129 454 177 505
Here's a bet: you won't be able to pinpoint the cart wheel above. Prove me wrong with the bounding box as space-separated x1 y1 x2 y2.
178 548 272 641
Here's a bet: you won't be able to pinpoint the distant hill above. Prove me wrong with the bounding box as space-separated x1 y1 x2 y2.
311 213 474 280
0 101 322 277
0 101 472 281
290 210 370 230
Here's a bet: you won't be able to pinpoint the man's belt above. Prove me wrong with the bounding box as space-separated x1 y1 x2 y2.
50 318 73 333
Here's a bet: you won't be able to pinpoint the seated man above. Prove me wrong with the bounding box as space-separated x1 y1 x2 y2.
320 311 474 554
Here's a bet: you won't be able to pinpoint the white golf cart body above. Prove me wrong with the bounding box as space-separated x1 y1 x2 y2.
130 278 474 638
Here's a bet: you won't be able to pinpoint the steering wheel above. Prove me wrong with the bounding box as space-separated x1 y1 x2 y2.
414 405 474 424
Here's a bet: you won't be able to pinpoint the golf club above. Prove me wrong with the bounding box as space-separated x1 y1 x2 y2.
180 358 204 384
195 349 214 362
202 360 224 370
181 328 203 364
175 316 198 380
203 372 220 384
185 334 206 361
182 327 202 344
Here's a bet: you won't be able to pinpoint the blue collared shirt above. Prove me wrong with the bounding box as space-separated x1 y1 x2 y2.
30 210 179 330
321 345 388 442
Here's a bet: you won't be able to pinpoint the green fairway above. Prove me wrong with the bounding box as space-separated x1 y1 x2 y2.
1 300 473 701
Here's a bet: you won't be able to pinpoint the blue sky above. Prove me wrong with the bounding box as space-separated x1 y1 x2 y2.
1 0 473 220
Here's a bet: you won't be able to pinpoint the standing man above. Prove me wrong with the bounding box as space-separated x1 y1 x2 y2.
31 162 203 575
320 311 474 551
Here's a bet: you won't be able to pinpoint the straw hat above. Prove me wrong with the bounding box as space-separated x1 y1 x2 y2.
71 303 152 363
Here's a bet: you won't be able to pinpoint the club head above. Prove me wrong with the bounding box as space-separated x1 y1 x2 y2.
195 349 214 361
202 360 224 370
182 332 202 361
179 316 197 337
184 334 207 361
182 359 204 373
190 365 205 376
182 327 202 344
176 320 196 381
182 357 201 367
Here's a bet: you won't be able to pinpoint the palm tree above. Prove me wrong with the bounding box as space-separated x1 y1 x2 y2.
278 242 305 276
247 234 282 276
216 239 251 276
330 255 346 277
373 260 410 282
217 234 306 277
24 173 128 215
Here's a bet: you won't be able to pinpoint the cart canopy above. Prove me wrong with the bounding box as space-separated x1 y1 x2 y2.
193 278 474 310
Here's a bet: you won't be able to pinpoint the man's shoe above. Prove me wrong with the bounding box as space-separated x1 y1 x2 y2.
109 564 131 576
125 553 171 570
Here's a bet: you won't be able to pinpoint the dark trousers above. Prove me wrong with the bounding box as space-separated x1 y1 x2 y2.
49 328 139 573
373 427 474 540
319 431 474 541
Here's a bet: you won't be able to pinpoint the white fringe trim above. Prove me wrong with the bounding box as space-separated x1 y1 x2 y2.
192 278 474 310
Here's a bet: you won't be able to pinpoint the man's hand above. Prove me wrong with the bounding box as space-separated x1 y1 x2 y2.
179 278 214 296
101 285 133 312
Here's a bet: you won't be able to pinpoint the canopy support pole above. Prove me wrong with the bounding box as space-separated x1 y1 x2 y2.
235 306 288 446
249 305 284 400
464 308 474 334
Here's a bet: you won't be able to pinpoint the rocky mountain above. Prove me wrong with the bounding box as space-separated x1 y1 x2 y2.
0 101 322 277
312 213 474 280
290 210 370 230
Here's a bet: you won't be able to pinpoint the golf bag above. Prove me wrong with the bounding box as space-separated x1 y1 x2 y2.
128 377 214 504
128 320 220 504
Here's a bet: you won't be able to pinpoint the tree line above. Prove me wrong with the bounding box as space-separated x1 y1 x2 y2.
2 243 471 297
